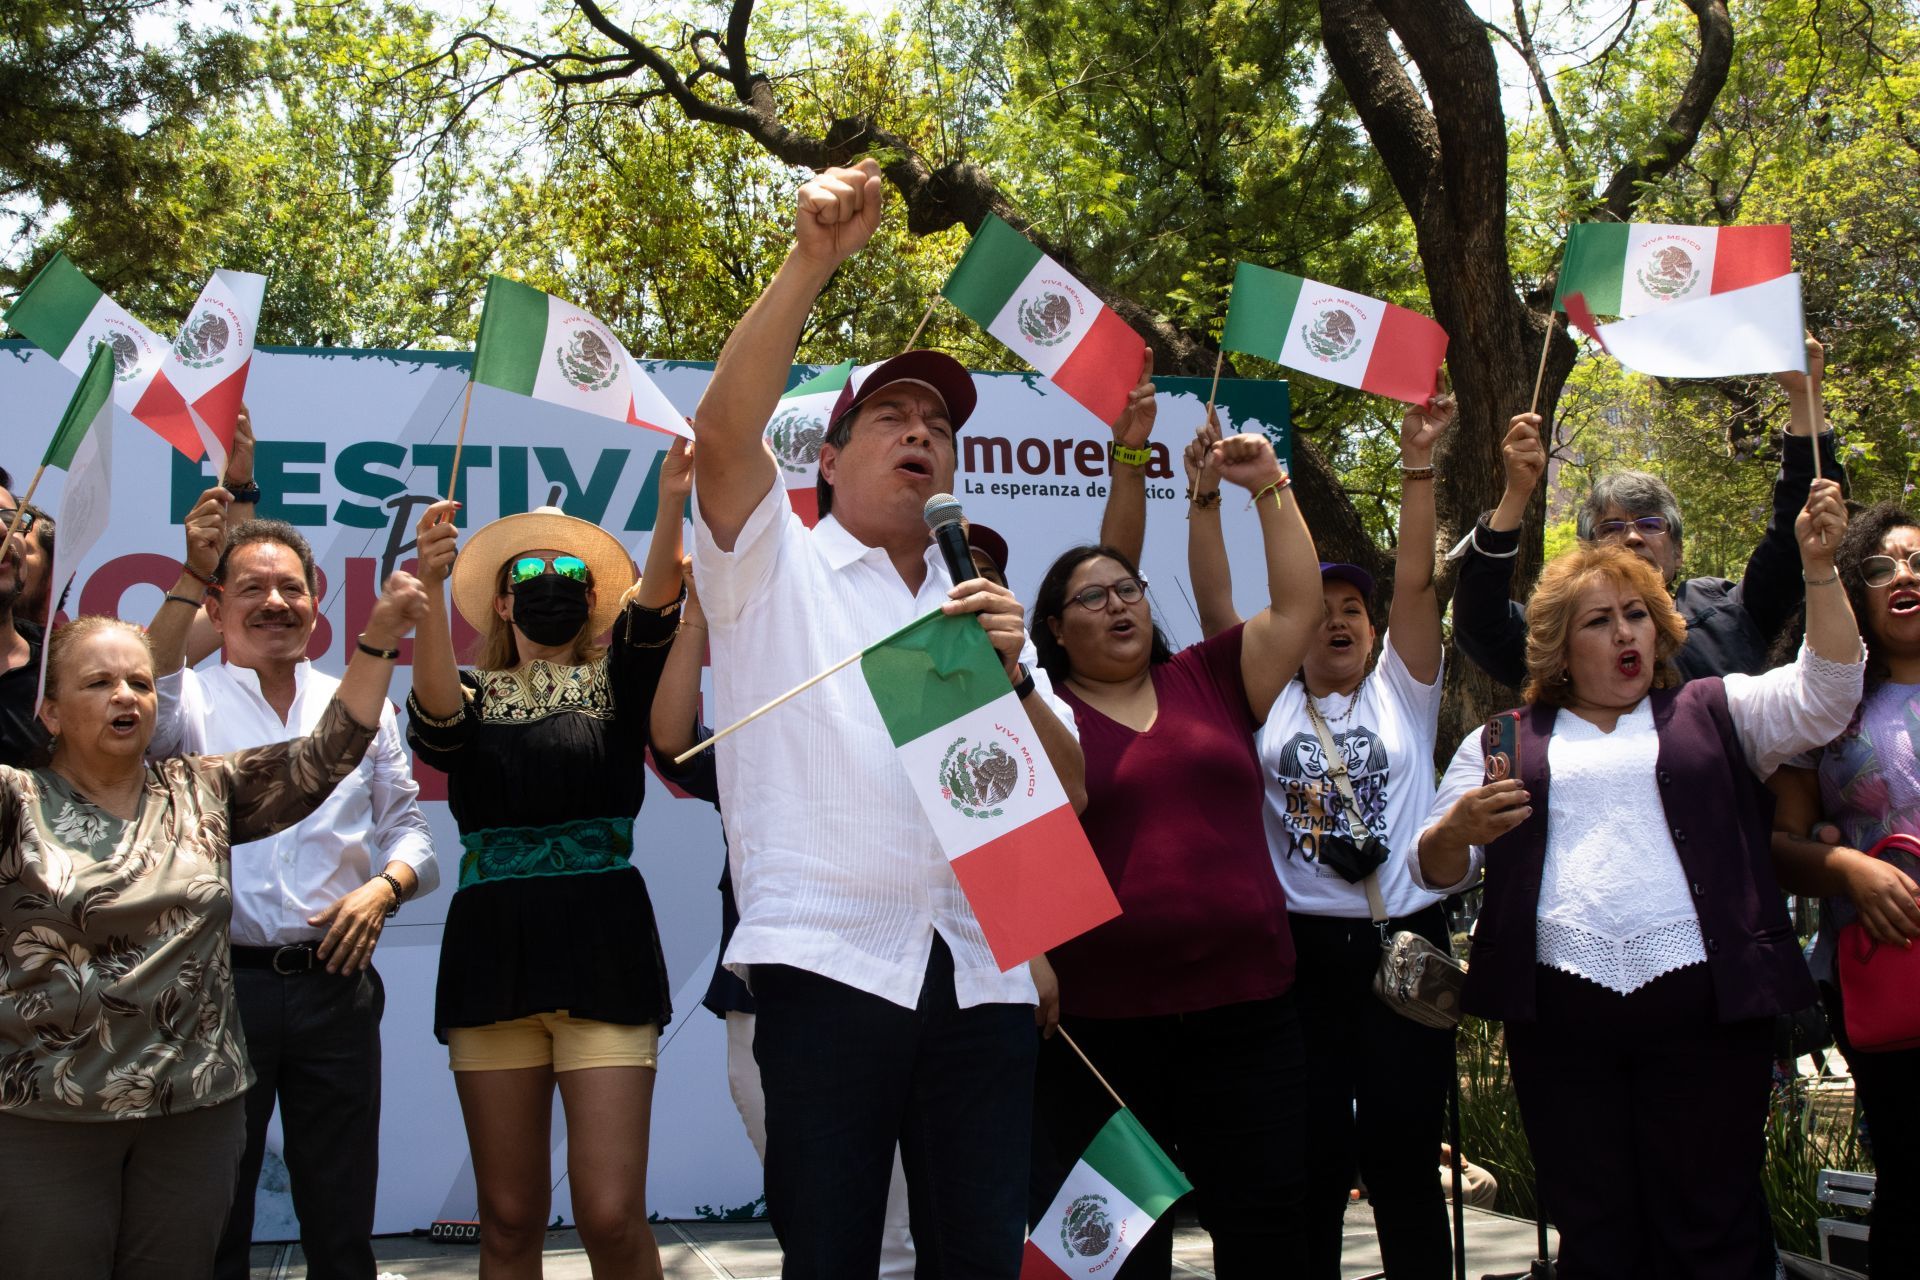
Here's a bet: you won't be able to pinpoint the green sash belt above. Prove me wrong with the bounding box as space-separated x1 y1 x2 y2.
458 815 634 889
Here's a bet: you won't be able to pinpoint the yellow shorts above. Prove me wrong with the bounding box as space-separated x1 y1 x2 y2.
447 1011 659 1073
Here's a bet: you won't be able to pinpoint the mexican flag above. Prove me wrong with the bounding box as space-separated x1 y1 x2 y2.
3 251 183 453
1564 273 1808 378
1221 262 1448 405
1552 222 1791 317
941 215 1145 425
861 610 1120 969
471 276 691 440
37 346 118 704
765 360 860 527
1023 1109 1192 1279
154 269 267 472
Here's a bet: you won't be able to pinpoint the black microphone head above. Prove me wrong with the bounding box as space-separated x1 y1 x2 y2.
923 493 965 531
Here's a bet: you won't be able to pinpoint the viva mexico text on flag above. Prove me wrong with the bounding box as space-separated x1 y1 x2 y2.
471 275 691 439
941 215 1146 425
1023 1109 1192 1279
860 611 1120 969
1563 273 1809 379
763 360 859 526
37 346 118 702
1220 262 1448 405
1551 222 1791 317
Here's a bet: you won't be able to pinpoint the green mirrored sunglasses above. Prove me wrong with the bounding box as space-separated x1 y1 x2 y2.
508 555 589 587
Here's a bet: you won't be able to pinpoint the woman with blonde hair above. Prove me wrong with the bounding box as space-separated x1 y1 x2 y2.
0 575 426 1279
407 440 691 1280
1416 479 1859 1279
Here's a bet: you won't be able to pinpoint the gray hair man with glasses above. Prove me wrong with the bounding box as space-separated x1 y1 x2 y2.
1451 335 1841 686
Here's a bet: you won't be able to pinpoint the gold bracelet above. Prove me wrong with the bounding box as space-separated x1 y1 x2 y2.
1803 569 1840 587
1401 465 1436 481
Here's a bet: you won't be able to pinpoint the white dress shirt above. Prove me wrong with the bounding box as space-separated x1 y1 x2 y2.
1418 644 1863 991
151 660 438 947
693 474 1074 1009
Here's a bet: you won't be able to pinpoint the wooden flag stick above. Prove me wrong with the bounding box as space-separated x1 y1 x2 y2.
903 298 941 354
3 464 48 547
1056 1028 1129 1113
1805 378 1823 483
1204 348 1225 415
444 380 476 505
1528 314 1558 416
673 646 865 764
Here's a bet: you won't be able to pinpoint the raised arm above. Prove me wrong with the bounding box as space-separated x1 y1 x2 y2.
635 438 692 608
147 486 230 677
1183 413 1239 638
1095 351 1157 566
1388 394 1454 684
225 574 428 845
1769 765 1920 946
647 557 721 807
407 500 464 721
694 161 883 550
1736 335 1841 645
1209 433 1322 718
1452 412 1544 688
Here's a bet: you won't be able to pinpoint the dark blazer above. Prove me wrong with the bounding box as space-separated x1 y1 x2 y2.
1461 679 1815 1024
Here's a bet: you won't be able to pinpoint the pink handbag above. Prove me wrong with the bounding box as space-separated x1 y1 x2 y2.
1836 833 1920 1052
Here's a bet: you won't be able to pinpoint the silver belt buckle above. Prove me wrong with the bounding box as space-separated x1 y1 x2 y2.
271 945 312 975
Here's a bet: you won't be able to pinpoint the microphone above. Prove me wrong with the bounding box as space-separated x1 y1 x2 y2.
924 493 978 587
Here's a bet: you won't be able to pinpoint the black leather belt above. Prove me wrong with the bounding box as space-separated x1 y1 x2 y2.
232 943 322 974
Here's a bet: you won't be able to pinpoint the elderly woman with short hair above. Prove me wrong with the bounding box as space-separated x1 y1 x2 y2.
1417 477 1859 1280
0 578 425 1279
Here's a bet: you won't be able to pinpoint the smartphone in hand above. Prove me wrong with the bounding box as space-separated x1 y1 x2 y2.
1483 710 1521 785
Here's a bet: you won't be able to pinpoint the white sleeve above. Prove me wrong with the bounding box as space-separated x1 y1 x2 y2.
1723 643 1864 780
148 667 206 761
691 471 798 627
367 703 439 897
1411 728 1488 894
1379 628 1444 739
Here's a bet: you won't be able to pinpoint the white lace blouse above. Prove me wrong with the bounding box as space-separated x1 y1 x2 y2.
1418 645 1863 995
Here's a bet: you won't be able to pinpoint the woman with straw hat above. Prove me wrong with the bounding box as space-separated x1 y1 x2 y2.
406 439 692 1279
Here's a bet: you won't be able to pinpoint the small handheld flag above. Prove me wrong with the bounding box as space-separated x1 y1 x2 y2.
1221 263 1447 405
1563 274 1808 378
1022 1109 1192 1278
1552 222 1790 317
471 276 691 440
941 215 1146 425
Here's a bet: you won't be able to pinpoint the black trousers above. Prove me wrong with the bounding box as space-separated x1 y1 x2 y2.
1823 980 1920 1275
752 935 1037 1280
1288 904 1456 1280
1030 992 1310 1278
1506 963 1775 1280
214 964 384 1280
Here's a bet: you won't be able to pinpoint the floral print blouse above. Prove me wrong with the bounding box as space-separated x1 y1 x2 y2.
0 699 376 1122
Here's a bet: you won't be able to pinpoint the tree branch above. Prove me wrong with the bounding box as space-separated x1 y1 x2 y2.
1596 0 1733 220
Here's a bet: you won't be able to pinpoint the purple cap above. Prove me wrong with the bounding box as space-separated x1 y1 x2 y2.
1320 562 1376 601
829 350 978 433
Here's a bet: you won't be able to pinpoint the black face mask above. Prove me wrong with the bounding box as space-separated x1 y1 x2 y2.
511 574 591 646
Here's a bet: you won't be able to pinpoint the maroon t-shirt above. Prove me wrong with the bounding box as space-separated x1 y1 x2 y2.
1050 625 1296 1018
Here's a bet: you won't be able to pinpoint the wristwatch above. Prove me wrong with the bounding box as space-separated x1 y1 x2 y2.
224 478 262 504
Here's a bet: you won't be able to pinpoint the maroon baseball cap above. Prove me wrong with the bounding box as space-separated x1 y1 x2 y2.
966 522 1011 577
829 350 978 433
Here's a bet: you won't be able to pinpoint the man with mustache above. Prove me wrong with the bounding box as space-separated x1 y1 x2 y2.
688 159 1086 1278
1453 338 1839 685
0 470 52 766
145 491 438 1280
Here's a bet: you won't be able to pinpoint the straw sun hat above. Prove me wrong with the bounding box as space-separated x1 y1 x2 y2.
449 506 637 640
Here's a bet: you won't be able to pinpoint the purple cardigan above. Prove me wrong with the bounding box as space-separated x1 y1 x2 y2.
1461 678 1815 1025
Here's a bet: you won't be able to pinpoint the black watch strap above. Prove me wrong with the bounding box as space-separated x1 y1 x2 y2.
1012 664 1036 700
224 479 262 504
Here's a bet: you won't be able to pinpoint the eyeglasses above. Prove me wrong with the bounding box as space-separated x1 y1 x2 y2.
0 508 40 535
1861 551 1920 588
509 555 589 587
1069 577 1148 611
1592 516 1669 539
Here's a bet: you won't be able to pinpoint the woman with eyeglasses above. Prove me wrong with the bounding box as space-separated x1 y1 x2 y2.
1026 429 1325 1276
1767 500 1920 1276
405 439 692 1280
1181 395 1458 1279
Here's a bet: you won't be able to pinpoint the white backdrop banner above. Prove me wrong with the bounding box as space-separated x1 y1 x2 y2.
0 341 1290 1234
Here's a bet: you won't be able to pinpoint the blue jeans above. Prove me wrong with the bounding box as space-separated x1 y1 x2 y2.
753 935 1037 1279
